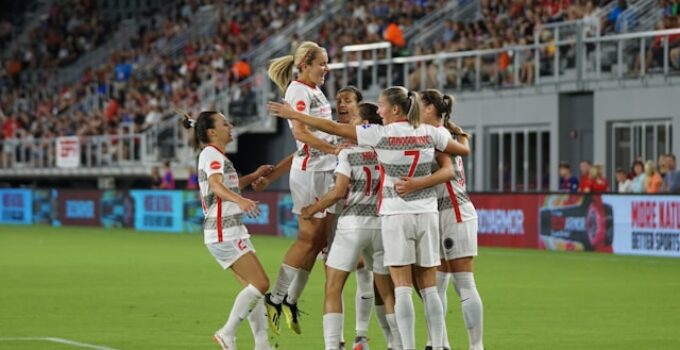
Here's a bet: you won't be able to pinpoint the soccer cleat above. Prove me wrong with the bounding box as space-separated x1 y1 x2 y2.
281 297 302 334
352 336 369 350
339 341 345 350
213 330 237 350
264 293 282 335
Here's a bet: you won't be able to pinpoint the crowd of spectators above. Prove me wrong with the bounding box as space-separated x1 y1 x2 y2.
0 0 324 168
559 155 680 194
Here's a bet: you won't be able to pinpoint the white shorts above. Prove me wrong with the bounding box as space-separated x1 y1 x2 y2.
289 169 337 218
326 228 388 275
206 238 255 269
440 216 478 261
381 213 440 267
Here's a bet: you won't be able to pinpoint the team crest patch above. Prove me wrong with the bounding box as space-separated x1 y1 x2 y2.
210 161 221 170
296 100 306 111
444 237 454 250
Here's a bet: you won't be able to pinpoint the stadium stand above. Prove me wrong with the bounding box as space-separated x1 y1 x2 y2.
1 0 679 193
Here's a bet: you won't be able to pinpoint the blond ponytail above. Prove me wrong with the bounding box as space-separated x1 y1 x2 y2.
267 41 326 93
406 90 421 128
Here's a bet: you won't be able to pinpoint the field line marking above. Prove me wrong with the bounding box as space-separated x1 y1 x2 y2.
0 337 119 350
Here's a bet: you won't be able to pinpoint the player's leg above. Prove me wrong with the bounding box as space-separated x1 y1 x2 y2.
382 214 418 350
323 266 350 350
233 271 273 350
214 240 269 349
414 213 445 350
445 219 483 350
374 272 402 350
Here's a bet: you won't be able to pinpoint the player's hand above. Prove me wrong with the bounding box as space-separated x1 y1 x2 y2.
237 197 261 218
255 164 274 177
267 101 295 119
251 176 270 192
394 176 422 196
300 206 315 220
333 142 353 155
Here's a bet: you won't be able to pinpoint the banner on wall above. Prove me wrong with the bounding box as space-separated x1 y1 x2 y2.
33 189 58 225
58 190 103 226
277 193 298 237
0 189 33 224
538 194 614 253
101 190 134 228
130 190 184 232
604 195 680 257
56 136 80 168
470 194 539 249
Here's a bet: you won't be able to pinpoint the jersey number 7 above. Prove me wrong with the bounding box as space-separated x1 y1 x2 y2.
404 150 420 177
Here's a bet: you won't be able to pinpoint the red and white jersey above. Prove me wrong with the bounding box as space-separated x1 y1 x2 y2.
431 127 477 223
335 146 381 229
198 145 249 244
356 121 450 215
285 80 337 171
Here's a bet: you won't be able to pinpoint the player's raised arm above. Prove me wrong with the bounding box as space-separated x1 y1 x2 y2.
268 101 357 141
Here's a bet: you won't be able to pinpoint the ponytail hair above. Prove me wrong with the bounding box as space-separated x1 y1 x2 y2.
268 41 327 93
381 86 420 128
419 89 455 125
181 110 220 150
358 102 382 125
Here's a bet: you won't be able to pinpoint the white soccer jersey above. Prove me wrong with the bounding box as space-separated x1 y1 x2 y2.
198 145 249 244
285 80 337 171
431 127 477 223
356 121 449 215
335 146 381 229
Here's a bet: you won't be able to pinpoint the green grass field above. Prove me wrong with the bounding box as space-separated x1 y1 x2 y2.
1 225 680 350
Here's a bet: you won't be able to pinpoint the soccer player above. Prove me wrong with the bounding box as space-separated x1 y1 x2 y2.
298 102 388 350
182 111 275 350
395 90 483 350
268 86 471 350
265 41 344 335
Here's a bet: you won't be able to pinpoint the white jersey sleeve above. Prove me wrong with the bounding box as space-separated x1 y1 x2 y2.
200 147 225 179
356 124 384 148
335 149 352 178
429 125 451 151
286 83 311 115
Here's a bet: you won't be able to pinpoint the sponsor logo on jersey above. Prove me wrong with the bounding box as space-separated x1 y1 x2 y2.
210 161 221 170
296 100 306 111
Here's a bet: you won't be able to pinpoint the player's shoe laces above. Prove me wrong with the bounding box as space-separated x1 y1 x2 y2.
264 293 282 335
352 336 369 350
213 330 237 350
281 297 303 334
424 347 451 350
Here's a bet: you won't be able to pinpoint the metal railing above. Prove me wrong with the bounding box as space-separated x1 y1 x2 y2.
321 27 680 95
409 0 480 50
0 115 190 172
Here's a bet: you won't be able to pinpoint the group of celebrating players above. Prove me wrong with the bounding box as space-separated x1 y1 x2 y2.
182 41 484 350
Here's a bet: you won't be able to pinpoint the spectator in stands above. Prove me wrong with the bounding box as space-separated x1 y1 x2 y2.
585 164 609 193
160 160 175 189
150 166 162 189
633 16 680 75
644 160 663 193
603 0 629 33
384 20 405 48
578 160 592 192
663 154 680 193
186 166 198 190
559 162 579 193
616 168 633 192
630 160 646 193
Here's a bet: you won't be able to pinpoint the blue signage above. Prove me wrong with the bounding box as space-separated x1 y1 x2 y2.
0 189 33 225
65 200 95 219
130 190 184 233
